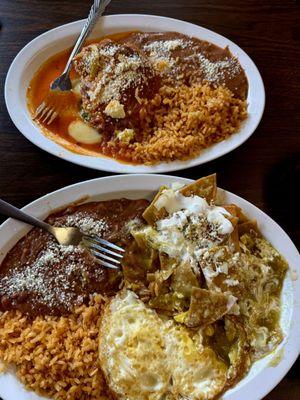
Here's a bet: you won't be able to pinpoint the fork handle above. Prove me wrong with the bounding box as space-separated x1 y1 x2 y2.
63 0 111 76
0 198 52 232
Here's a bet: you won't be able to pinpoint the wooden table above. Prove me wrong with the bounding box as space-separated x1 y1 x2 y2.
0 0 299 398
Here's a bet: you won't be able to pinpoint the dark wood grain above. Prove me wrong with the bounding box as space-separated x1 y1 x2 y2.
0 0 299 398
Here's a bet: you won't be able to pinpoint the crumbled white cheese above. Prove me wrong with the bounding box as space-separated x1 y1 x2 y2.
116 128 135 144
144 39 188 53
224 278 239 287
65 212 108 236
0 242 85 309
143 39 190 72
104 100 126 119
89 49 149 105
197 54 241 84
216 262 229 275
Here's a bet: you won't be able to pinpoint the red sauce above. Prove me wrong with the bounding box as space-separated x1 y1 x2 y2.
27 31 248 163
27 32 138 160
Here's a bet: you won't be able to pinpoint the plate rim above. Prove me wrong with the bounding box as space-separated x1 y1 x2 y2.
4 13 265 173
0 174 299 400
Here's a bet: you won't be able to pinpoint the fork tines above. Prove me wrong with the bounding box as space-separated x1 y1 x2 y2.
83 235 124 270
33 101 58 125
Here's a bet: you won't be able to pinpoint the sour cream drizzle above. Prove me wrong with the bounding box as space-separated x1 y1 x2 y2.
155 189 233 235
141 188 235 268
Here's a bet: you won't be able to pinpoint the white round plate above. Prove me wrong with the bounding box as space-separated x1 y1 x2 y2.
5 14 265 173
0 174 299 400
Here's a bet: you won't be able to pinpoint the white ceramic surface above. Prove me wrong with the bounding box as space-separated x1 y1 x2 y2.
0 174 299 400
5 14 265 173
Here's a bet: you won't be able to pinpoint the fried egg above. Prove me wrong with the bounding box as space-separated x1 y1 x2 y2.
99 290 227 400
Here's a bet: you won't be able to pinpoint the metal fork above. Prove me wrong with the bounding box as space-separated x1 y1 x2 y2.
34 0 111 125
0 198 123 270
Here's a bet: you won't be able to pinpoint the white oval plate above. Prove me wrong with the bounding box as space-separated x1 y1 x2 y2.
5 14 265 173
0 174 299 400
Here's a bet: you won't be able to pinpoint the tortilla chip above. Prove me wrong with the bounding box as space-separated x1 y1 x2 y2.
236 206 250 224
238 221 259 237
228 225 240 252
205 317 251 389
159 252 174 271
227 215 240 252
148 263 176 297
123 242 158 284
200 246 244 299
223 316 251 388
171 261 199 298
180 174 217 203
224 204 250 225
223 204 238 217
175 288 236 328
132 229 149 249
241 234 288 278
149 292 187 313
142 186 168 225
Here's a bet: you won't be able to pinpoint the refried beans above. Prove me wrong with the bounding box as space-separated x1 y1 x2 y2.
0 198 148 317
